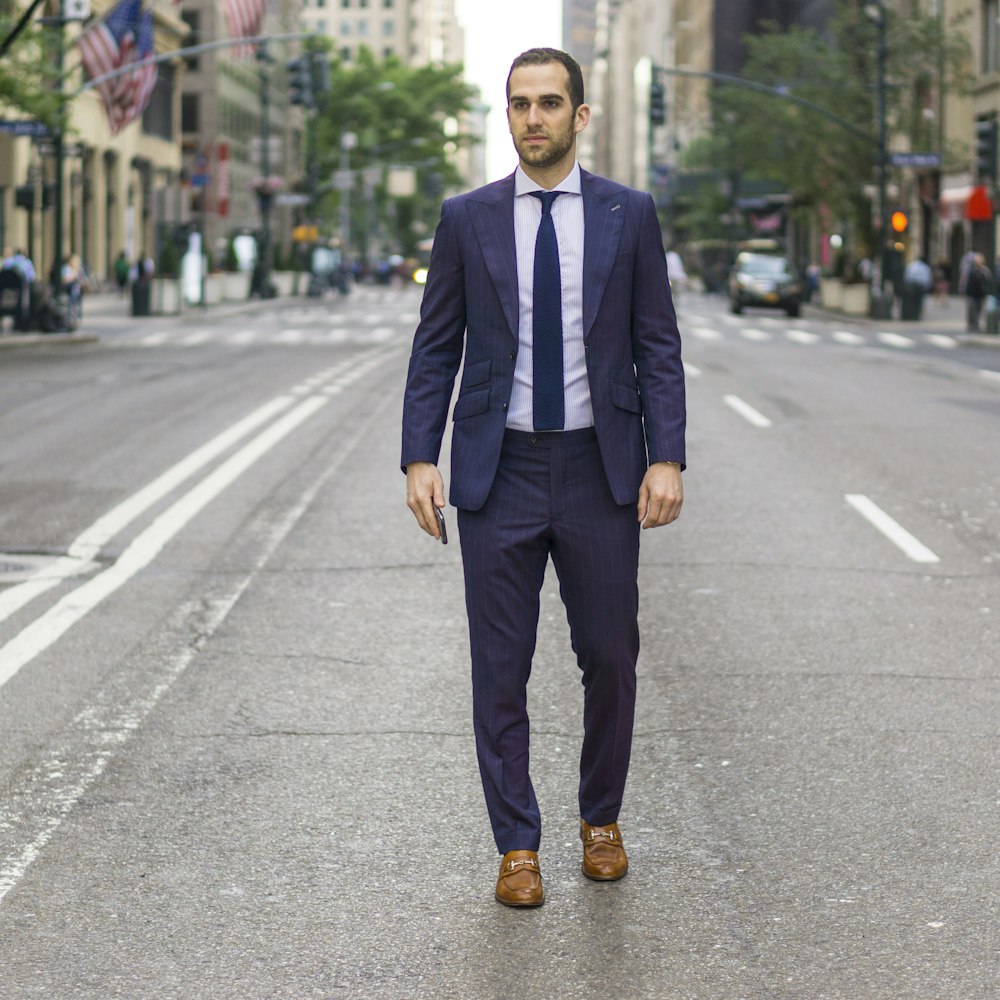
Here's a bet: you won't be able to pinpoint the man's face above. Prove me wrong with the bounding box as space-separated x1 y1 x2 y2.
507 62 589 172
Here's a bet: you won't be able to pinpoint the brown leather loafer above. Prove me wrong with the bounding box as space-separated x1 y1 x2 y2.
495 849 544 907
580 819 628 881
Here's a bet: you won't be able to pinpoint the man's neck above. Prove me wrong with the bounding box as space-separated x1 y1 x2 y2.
519 154 577 191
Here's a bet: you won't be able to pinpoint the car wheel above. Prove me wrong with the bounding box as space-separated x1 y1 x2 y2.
786 303 800 317
730 299 743 315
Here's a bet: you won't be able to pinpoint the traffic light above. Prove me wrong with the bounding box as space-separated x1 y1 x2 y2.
287 56 314 108
311 52 330 100
890 210 908 234
649 76 666 127
975 117 998 183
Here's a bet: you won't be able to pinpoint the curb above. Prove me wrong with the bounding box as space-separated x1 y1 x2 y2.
0 332 100 347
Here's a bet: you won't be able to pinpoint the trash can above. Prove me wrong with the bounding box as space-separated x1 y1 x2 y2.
900 283 924 321
131 279 151 316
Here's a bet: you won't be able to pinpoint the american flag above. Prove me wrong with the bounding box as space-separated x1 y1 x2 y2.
223 0 268 57
77 0 157 135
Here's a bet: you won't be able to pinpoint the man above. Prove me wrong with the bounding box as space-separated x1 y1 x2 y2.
964 252 995 332
401 48 686 908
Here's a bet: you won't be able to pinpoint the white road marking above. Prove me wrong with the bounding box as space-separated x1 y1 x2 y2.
684 363 702 378
225 330 257 344
844 494 940 564
832 330 866 345
740 327 772 341
0 396 328 691
0 395 298 626
692 326 723 340
0 391 397 905
925 334 957 349
877 331 914 349
785 329 820 345
723 394 772 428
138 332 169 346
980 369 1000 383
180 330 212 345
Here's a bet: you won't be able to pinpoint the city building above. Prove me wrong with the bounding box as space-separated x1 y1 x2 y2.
0 0 188 286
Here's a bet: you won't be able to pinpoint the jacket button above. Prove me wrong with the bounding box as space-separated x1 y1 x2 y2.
510 350 516 360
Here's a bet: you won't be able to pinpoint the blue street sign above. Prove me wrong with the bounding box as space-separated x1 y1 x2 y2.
190 174 210 188
890 152 942 169
0 120 50 136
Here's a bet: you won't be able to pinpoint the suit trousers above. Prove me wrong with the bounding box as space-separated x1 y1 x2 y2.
457 427 641 854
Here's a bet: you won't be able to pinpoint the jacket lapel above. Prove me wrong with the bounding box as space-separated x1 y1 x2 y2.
581 169 626 341
467 174 519 340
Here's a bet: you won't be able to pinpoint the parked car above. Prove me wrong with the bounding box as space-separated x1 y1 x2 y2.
728 252 803 317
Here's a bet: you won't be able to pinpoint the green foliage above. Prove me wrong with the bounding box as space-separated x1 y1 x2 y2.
0 14 64 127
311 46 478 256
680 2 972 249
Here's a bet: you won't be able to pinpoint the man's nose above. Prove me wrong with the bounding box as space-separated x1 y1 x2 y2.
525 103 543 125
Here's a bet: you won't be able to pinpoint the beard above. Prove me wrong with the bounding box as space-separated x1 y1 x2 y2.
513 117 576 169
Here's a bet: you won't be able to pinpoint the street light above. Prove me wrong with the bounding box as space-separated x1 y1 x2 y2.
864 0 892 319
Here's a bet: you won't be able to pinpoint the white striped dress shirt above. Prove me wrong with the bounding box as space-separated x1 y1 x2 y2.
507 162 592 432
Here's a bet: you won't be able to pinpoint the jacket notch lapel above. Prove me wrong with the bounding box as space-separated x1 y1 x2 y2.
582 179 626 340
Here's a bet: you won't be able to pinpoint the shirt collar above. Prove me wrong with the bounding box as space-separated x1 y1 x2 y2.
514 161 582 198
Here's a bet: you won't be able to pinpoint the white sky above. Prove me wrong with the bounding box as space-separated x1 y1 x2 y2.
454 0 564 182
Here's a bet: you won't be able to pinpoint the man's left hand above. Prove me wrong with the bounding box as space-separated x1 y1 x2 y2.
637 462 683 529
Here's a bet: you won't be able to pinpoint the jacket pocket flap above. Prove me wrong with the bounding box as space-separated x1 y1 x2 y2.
453 387 491 420
462 358 491 388
610 380 642 414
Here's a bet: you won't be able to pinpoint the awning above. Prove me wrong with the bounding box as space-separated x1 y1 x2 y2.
938 184 994 222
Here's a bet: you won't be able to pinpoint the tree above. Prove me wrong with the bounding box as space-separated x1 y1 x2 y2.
679 3 971 258
311 46 478 257
0 10 63 127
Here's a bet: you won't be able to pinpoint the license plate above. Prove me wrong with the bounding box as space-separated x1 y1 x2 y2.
764 292 779 303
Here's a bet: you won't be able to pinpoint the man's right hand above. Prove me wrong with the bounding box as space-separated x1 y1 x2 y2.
405 462 446 539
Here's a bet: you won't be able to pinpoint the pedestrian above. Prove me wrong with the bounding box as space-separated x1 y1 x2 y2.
401 47 686 908
964 252 994 332
113 250 130 296
903 255 933 319
2 247 37 283
665 245 687 300
933 258 950 305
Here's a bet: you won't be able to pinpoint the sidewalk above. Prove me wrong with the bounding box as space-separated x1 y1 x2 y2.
802 293 1000 347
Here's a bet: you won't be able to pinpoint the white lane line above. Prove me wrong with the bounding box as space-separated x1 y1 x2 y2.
0 396 297 626
740 327 772 341
786 328 820 345
981 369 1000 383
138 332 169 346
225 330 257 344
832 330 866 345
926 334 957 349
0 391 397 905
692 326 724 341
0 396 329 691
723 394 772 428
877 331 915 349
180 330 212 345
844 494 940 564
684 363 702 378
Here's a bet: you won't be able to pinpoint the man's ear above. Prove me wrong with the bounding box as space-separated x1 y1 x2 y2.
575 103 591 134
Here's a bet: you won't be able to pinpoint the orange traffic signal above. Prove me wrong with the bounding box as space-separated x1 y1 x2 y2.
890 210 908 233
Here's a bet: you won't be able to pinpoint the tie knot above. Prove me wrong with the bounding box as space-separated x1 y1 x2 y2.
531 190 562 215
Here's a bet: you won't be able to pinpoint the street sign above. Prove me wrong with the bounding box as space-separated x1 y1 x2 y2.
890 152 941 168
190 174 210 188
278 194 311 207
0 120 49 136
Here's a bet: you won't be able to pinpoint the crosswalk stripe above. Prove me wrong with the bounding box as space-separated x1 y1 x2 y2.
740 327 772 341
786 329 820 344
692 326 723 340
877 331 914 348
925 334 957 349
832 330 866 345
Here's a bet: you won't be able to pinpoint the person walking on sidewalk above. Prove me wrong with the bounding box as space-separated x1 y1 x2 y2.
964 252 995 332
401 47 686 908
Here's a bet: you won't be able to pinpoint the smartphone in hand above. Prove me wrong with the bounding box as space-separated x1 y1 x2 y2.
434 506 448 545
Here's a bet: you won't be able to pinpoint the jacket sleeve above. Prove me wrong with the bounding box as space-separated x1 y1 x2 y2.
400 200 468 471
630 192 687 468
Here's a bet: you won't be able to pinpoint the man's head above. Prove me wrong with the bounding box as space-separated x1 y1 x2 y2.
506 48 589 180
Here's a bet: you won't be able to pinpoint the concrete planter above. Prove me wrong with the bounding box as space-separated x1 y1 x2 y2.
840 283 870 316
223 271 250 301
820 277 842 310
151 278 182 315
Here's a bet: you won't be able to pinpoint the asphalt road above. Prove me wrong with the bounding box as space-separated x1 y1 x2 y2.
0 285 998 999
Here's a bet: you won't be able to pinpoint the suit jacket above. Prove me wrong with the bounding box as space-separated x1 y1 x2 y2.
401 168 686 511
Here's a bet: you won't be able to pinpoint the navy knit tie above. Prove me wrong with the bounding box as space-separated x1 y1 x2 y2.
530 190 564 431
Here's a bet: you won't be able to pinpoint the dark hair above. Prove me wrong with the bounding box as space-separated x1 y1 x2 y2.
506 48 585 112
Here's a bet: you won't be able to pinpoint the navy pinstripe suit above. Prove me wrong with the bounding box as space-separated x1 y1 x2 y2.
402 168 686 854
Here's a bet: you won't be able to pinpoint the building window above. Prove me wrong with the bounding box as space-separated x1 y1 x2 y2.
316 18 326 32
341 19 351 34
383 0 393 7
383 46 394 58
180 11 199 70
358 17 368 35
341 0 350 7
181 92 199 134
341 46 351 60
359 0 368 6
985 0 1000 74
382 17 394 36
